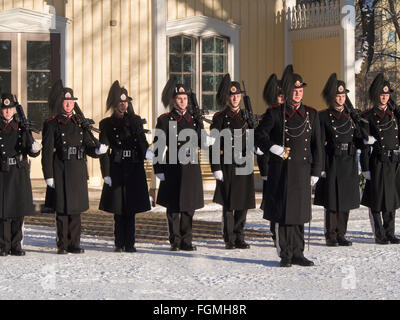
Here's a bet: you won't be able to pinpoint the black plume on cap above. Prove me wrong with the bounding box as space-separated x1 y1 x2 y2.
263 74 280 106
48 79 65 116
280 65 294 103
216 73 232 107
162 78 177 108
107 80 121 111
369 73 385 105
322 73 338 107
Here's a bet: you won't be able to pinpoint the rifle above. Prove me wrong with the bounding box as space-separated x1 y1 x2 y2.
242 81 261 129
14 95 40 146
73 103 101 148
189 90 212 127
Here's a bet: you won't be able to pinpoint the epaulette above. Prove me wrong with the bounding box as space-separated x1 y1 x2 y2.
46 116 56 123
159 112 170 118
270 104 282 109
362 108 372 115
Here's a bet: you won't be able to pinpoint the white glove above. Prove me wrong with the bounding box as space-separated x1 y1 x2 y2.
262 176 268 181
204 135 216 147
156 173 165 181
145 149 155 160
31 141 42 153
362 171 371 180
46 178 55 189
311 176 319 186
95 144 109 155
254 147 264 155
363 136 377 145
213 170 224 182
104 176 112 187
321 171 327 178
269 145 285 158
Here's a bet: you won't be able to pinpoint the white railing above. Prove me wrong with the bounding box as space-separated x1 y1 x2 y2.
289 0 341 30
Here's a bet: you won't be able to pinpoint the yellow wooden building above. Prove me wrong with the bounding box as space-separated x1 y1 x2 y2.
0 0 355 189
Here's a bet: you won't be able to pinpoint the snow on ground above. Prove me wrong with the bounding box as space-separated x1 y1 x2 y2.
1 205 400 300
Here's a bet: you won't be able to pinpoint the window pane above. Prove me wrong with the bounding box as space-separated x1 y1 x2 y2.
28 103 50 132
216 38 227 53
0 72 11 93
202 37 214 53
27 41 51 70
183 55 194 73
183 37 194 53
183 74 194 89
27 72 52 101
171 74 183 84
202 94 214 111
202 55 214 73
216 56 226 73
169 55 182 73
169 36 182 53
0 41 11 70
202 75 214 92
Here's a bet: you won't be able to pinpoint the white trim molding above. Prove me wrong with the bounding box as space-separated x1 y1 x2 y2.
166 15 241 81
290 25 340 41
0 8 70 84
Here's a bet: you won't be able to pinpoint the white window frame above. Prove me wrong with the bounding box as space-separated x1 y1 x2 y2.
152 2 241 121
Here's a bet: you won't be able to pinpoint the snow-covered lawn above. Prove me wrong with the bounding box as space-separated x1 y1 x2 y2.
0 205 400 300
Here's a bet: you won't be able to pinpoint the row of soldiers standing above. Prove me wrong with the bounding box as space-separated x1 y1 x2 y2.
256 66 400 267
0 67 399 267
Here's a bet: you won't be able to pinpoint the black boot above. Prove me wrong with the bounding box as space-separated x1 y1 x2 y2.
235 241 250 249
326 239 339 247
57 248 68 255
10 249 26 256
388 236 400 244
67 247 85 254
180 244 197 251
280 258 292 267
225 243 235 250
337 237 352 246
292 256 315 267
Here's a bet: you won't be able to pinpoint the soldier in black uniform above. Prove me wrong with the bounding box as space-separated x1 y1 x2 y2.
0 94 42 256
314 74 365 247
360 73 400 245
153 80 206 251
255 66 322 267
42 80 108 254
258 72 286 247
209 74 256 250
99 81 153 253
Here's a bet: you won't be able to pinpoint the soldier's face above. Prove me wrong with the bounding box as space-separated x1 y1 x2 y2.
277 94 285 105
335 94 346 107
62 100 75 115
229 94 242 108
117 102 128 114
174 94 188 110
380 94 390 106
292 88 303 104
1 107 15 121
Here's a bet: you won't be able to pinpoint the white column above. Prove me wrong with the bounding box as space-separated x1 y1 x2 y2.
151 0 167 192
340 0 356 103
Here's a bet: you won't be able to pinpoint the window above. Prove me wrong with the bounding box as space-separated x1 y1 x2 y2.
24 37 54 132
0 33 60 134
167 34 229 113
201 36 228 112
168 35 196 89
